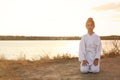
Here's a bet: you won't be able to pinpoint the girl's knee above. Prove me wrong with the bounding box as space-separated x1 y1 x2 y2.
80 66 89 73
90 65 100 73
91 68 100 73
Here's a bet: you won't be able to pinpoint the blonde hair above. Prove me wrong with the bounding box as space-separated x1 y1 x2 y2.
86 17 95 27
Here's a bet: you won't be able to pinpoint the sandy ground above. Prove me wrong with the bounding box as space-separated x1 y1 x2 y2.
0 56 120 80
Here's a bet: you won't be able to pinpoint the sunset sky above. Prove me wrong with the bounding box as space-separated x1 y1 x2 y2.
0 0 120 36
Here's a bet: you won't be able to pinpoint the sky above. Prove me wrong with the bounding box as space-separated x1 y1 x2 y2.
0 0 120 36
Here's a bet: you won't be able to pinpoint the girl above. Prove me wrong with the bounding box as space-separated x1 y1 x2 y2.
79 17 102 73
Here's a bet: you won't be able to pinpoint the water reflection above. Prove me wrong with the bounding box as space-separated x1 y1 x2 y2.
0 40 119 60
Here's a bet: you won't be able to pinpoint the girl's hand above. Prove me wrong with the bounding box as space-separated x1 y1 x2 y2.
82 60 89 66
94 58 99 66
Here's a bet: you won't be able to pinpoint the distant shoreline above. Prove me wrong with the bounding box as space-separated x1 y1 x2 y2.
0 35 120 40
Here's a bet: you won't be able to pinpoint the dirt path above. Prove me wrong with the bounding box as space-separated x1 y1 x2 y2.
0 56 120 80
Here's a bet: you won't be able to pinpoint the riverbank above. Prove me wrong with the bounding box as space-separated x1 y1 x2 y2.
0 56 120 80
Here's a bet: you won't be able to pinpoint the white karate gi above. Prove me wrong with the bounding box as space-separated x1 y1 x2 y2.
79 33 102 73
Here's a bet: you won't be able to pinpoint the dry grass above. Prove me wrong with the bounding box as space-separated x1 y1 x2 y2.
102 39 120 58
0 55 120 80
0 40 120 80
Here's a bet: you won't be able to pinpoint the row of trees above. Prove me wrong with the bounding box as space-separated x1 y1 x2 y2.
0 36 80 40
0 35 119 40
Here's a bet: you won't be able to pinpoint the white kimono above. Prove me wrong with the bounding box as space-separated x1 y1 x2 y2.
79 33 102 73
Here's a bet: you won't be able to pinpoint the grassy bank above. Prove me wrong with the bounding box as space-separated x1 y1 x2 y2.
0 54 120 80
0 40 120 80
102 39 120 58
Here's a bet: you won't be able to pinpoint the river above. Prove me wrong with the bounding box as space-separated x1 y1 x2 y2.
0 40 119 60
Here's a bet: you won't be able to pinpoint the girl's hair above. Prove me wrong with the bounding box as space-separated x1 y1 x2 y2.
86 17 95 27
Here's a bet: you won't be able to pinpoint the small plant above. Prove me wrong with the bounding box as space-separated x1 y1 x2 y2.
53 53 72 60
17 53 26 61
102 36 120 57
0 54 6 60
40 54 51 62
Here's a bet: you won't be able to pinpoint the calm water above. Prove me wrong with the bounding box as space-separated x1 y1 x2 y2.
0 40 119 60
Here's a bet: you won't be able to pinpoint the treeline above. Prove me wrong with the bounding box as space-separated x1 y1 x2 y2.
100 35 120 40
0 35 119 40
0 36 80 40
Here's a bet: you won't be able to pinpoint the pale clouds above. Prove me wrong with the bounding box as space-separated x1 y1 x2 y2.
92 2 120 21
93 2 120 11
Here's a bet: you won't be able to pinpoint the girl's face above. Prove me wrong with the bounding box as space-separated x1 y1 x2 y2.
86 22 94 32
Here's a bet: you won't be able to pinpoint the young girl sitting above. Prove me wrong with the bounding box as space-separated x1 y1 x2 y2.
79 17 102 73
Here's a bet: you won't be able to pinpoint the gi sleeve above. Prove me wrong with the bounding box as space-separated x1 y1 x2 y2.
79 36 86 61
95 37 102 59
